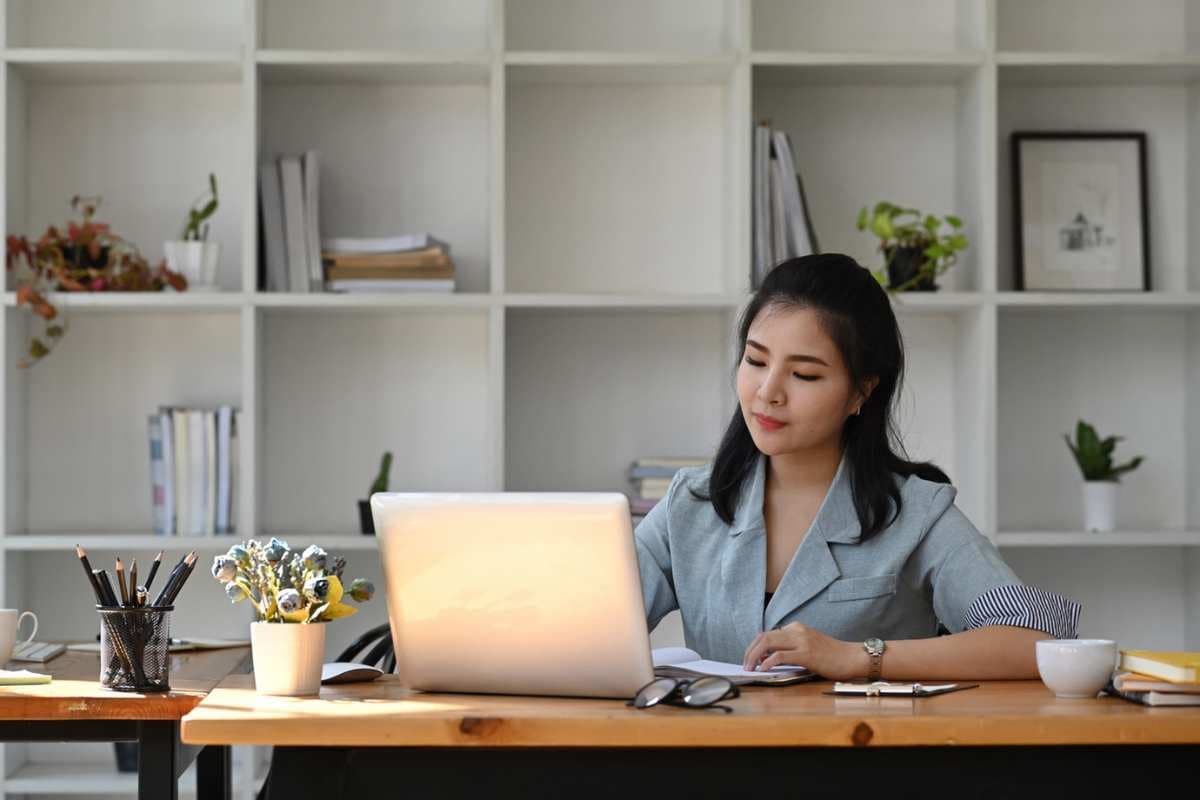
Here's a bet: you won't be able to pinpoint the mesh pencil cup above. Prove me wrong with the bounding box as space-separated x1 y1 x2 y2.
97 606 173 692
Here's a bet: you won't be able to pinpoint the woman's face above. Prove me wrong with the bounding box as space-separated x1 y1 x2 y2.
736 305 864 457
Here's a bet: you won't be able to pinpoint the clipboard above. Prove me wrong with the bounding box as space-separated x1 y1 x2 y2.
822 681 980 697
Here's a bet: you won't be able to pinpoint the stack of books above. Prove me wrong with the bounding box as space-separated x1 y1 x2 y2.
752 121 820 289
259 150 324 293
147 405 239 536
628 457 708 526
1106 650 1200 706
321 234 455 293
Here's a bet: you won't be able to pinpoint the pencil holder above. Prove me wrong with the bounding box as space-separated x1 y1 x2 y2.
97 606 173 692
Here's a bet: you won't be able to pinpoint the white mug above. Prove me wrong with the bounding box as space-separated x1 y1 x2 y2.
0 609 38 663
1036 639 1118 699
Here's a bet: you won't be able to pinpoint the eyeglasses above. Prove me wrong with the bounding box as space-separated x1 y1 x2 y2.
626 676 740 713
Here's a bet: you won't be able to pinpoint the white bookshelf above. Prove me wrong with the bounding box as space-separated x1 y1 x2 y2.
3 0 1200 795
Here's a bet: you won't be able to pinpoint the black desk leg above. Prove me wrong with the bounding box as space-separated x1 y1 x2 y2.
137 720 179 800
197 744 232 800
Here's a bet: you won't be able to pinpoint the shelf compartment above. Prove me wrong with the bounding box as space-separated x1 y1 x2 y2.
752 0 987 54
258 0 491 53
505 0 729 55
998 308 1191 532
506 70 730 294
259 78 491 294
259 309 495 534
6 310 243 534
256 51 491 86
4 50 243 84
997 0 1200 56
4 0 243 50
753 64 989 292
5 71 247 293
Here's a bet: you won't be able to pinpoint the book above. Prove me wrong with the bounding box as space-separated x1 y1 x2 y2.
633 457 707 468
321 233 448 254
752 122 771 288
321 246 449 268
771 129 815 259
173 409 189 538
302 149 322 291
325 278 455 293
325 264 455 281
278 154 310 294
159 409 175 535
1119 650 1200 683
825 681 978 697
1113 671 1200 693
1105 684 1200 707
188 410 206 536
147 415 166 535
651 646 815 685
259 161 288 291
629 465 685 479
204 410 217 536
216 405 233 534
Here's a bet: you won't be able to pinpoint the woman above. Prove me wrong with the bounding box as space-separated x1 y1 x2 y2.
635 254 1079 681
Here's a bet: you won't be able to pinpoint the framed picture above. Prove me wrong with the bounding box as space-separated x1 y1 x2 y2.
1011 132 1149 291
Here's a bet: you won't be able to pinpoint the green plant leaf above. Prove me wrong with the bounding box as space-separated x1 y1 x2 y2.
29 338 47 359
856 207 868 230
46 325 64 338
946 215 963 228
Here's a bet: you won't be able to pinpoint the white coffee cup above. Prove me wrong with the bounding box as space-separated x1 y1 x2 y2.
0 609 38 663
1036 639 1117 699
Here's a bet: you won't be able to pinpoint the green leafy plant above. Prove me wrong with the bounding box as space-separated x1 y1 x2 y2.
212 538 375 623
856 201 968 292
369 451 393 495
1063 420 1144 482
5 195 187 367
181 173 219 241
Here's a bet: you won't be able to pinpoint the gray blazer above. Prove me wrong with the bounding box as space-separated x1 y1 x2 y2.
634 451 1055 665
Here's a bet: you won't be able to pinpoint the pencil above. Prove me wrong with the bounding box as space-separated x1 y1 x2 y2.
114 558 129 607
152 554 188 607
144 550 164 592
94 569 119 607
75 545 106 606
129 560 138 603
163 551 198 606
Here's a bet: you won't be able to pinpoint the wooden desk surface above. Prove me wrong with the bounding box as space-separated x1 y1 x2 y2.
181 675 1200 748
0 647 251 721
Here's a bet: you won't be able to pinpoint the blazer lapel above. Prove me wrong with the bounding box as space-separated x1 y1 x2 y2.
763 451 861 631
722 454 768 647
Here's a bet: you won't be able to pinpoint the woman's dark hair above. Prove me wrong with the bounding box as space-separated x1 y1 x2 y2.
692 253 949 541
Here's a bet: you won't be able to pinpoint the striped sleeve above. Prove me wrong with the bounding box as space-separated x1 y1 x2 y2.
962 584 1081 640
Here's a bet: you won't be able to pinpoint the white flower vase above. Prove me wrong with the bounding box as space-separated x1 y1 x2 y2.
251 621 325 696
163 240 220 291
1082 481 1118 533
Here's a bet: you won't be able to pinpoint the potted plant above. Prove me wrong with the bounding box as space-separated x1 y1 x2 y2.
163 173 220 291
212 538 375 696
360 451 393 535
856 201 968 292
5 195 188 367
1064 420 1144 533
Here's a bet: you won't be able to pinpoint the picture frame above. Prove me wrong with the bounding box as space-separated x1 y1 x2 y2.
1011 132 1149 291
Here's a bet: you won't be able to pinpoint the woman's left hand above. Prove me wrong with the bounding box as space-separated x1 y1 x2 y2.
742 623 862 679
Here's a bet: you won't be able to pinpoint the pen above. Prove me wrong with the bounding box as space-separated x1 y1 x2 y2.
152 554 188 607
163 552 198 606
129 560 138 605
94 569 119 608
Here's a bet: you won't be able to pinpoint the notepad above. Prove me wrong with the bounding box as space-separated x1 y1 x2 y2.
826 681 978 697
652 646 816 685
0 669 51 686
67 637 249 654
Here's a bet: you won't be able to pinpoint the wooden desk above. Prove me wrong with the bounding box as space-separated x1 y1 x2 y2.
1 647 250 800
183 676 1200 799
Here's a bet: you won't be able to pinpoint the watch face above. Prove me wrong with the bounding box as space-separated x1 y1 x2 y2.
865 638 884 653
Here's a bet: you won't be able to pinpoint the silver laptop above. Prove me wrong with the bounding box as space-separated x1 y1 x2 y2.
371 492 655 699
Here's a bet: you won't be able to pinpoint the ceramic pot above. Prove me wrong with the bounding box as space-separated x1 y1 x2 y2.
1082 481 1118 532
250 621 325 696
163 240 220 291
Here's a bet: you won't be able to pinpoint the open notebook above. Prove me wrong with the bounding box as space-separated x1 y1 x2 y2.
652 647 816 685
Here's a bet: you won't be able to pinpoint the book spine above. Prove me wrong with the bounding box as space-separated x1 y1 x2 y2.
147 415 166 535
160 409 176 535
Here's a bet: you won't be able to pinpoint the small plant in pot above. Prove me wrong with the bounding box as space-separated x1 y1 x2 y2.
360 451 392 535
212 538 375 696
856 201 967 292
163 173 220 291
1064 420 1144 533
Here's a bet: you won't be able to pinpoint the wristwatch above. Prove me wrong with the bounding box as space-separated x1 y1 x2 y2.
863 637 886 681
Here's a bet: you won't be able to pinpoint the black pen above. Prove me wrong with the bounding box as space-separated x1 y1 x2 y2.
163 552 198 606
94 569 119 608
144 550 164 592
152 553 188 607
75 545 105 606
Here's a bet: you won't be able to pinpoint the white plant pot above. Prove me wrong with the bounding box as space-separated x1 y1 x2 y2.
250 621 326 696
1082 481 1118 533
163 240 220 291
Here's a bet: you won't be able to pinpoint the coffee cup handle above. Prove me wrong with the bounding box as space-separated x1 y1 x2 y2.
17 611 37 645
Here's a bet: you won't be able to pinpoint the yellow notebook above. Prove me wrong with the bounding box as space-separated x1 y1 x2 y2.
0 669 51 686
1118 651 1200 683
